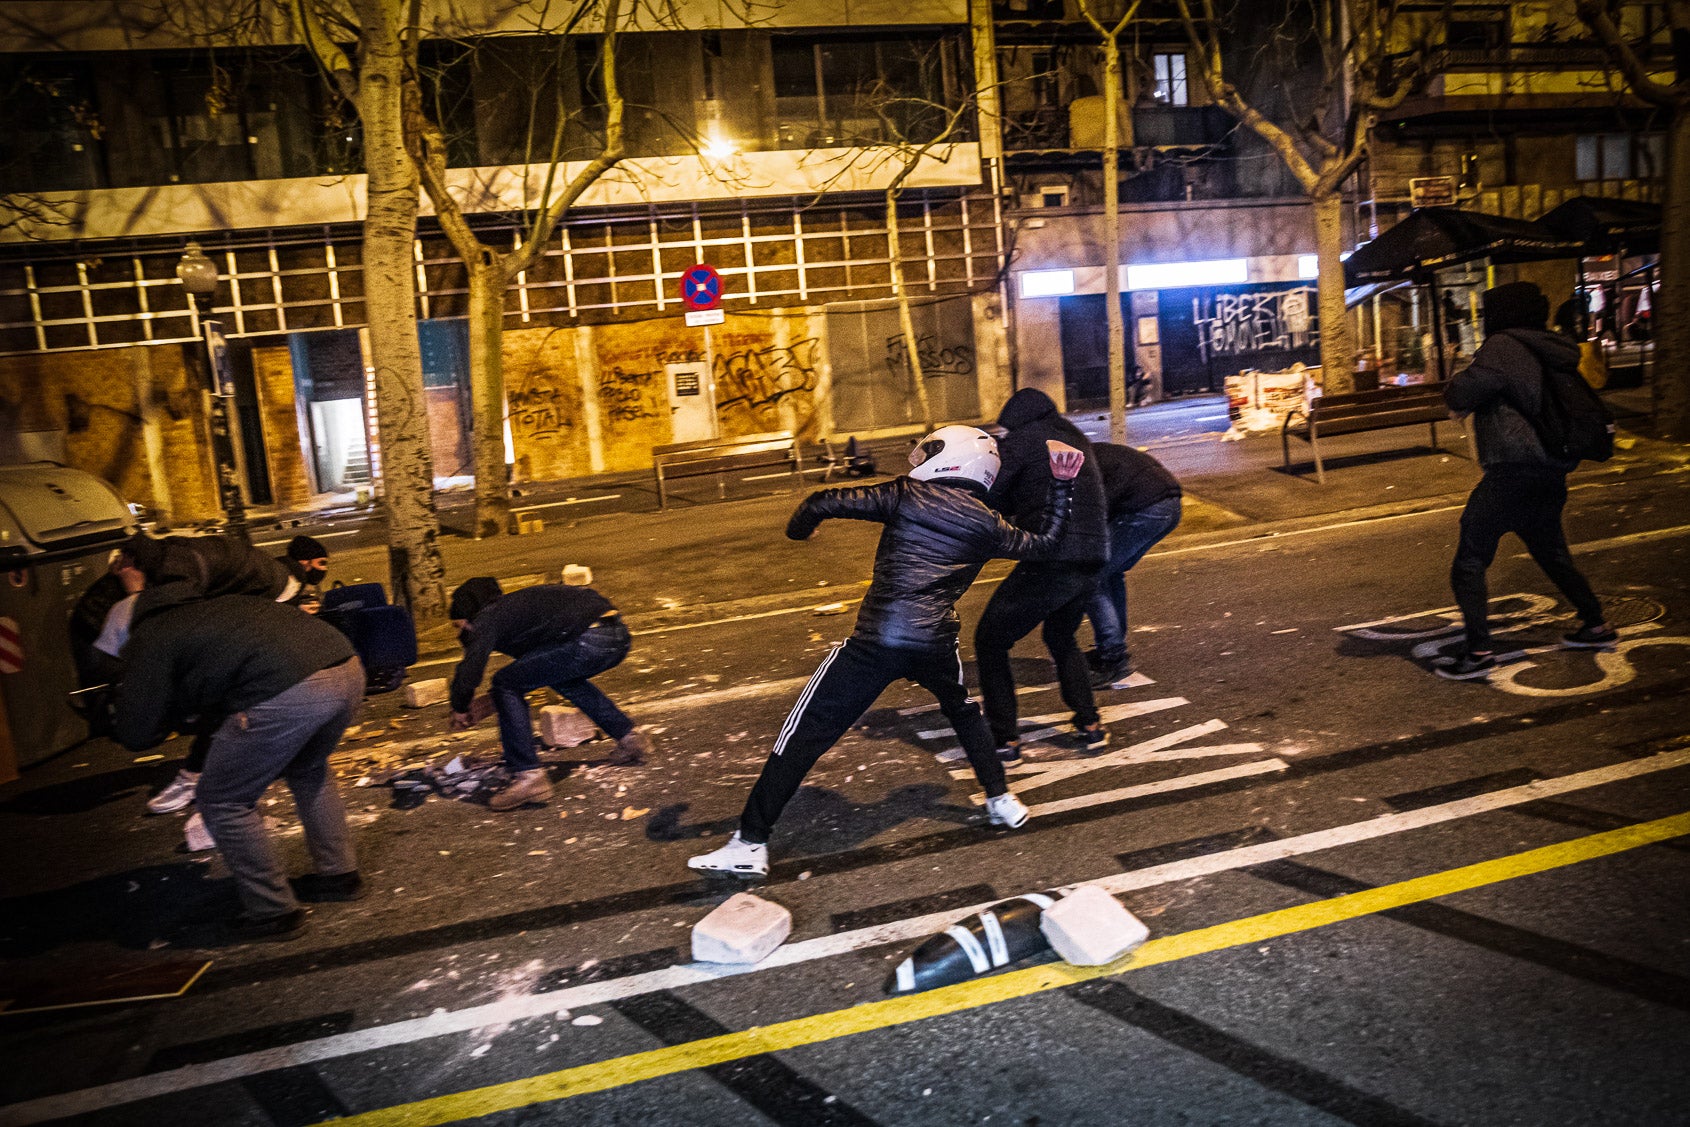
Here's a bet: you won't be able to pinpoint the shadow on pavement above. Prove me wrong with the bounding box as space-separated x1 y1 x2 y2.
0 764 172 817
0 862 236 957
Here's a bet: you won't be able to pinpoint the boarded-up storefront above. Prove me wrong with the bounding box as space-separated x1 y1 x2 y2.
826 296 980 431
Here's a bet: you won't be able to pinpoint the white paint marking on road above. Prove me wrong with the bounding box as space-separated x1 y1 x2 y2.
1516 522 1690 557
252 530 361 549
1488 633 1690 698
512 495 623 513
19 749 1690 1125
895 677 1156 717
1335 593 1556 636
1003 722 1241 789
625 675 814 713
1023 759 1287 816
919 699 1183 743
633 599 868 636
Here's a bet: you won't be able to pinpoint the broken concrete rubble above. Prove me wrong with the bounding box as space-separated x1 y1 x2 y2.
691 892 791 964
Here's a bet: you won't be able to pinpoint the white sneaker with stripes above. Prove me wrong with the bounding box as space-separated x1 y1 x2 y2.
986 792 1030 829
687 832 769 879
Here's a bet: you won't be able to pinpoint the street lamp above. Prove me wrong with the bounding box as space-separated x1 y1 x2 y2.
176 242 249 543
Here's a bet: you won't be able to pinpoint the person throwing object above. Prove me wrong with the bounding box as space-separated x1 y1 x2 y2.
688 427 1085 879
448 578 650 811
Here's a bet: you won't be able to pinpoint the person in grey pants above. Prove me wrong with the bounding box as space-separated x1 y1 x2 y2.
115 584 367 940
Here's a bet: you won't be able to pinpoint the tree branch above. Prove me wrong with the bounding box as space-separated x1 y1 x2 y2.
289 0 358 100
1576 0 1682 107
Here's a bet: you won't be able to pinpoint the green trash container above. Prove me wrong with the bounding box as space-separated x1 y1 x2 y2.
0 462 136 775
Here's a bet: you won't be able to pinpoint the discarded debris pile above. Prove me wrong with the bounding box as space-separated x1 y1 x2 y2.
387 755 511 808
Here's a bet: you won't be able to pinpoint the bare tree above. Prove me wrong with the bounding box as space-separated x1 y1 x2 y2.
1075 0 1143 443
405 0 626 538
1575 0 1690 440
291 0 448 618
1176 0 1425 393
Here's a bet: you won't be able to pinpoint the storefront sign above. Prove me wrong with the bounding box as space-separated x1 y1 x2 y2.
1410 176 1457 208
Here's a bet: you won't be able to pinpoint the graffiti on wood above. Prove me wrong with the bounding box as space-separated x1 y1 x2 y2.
1193 287 1318 363
508 374 569 441
884 333 975 379
714 338 822 416
600 365 662 423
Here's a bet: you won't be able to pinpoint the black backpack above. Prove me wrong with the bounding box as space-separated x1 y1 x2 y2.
1526 346 1616 464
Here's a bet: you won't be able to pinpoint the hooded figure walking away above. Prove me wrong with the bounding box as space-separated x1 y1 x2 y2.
688 427 1085 879
448 578 650 811
1439 281 1615 680
974 389 1111 759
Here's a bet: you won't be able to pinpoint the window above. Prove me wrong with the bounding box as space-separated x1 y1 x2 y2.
1152 53 1188 106
1577 133 1663 182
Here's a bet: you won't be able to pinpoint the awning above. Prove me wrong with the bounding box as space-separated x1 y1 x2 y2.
1539 195 1661 256
1343 207 1585 286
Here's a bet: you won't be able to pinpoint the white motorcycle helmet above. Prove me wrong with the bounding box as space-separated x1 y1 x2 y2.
907 425 1000 490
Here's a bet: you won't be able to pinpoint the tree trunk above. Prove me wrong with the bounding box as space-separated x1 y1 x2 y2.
353 0 447 619
1655 104 1690 440
888 188 935 430
466 253 511 537
1102 33 1128 442
1312 190 1356 394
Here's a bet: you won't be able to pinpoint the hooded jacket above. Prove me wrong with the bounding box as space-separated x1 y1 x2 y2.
129 534 291 622
1445 328 1582 473
112 587 355 751
786 474 1073 651
987 388 1108 566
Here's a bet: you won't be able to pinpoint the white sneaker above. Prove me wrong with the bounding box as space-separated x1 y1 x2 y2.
687 833 769 879
184 810 216 852
148 769 200 814
986 792 1030 829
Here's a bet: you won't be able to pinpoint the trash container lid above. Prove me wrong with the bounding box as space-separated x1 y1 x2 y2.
0 463 135 559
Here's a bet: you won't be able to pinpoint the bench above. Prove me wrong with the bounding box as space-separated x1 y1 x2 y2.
651 430 803 509
1281 384 1471 484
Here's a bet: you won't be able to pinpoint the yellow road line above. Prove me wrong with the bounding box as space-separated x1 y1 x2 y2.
329 810 1690 1127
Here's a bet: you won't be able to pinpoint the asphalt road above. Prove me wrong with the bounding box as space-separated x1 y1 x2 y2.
2 461 1688 1126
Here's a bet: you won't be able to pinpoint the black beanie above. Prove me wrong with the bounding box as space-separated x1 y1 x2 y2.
123 533 167 581
287 534 329 561
1482 281 1550 336
449 576 503 622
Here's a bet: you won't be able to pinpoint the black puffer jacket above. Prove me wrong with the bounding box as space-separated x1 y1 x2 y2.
988 388 1108 567
787 475 1073 651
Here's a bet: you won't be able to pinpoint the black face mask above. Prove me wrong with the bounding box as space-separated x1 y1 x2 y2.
458 627 475 648
303 564 327 584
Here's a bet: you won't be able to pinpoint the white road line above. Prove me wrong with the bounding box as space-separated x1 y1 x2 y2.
998 722 1241 789
252 530 361 549
512 495 623 513
917 698 1189 743
1025 759 1286 816
1519 522 1690 557
12 748 1689 1126
896 677 1160 717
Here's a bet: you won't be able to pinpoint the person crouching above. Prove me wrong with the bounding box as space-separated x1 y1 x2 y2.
448 577 650 811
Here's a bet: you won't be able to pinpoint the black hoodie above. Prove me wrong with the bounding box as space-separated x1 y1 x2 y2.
1445 328 1582 473
987 388 1108 566
113 587 354 751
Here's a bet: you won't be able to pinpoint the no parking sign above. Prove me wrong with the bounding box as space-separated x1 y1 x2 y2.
681 263 721 311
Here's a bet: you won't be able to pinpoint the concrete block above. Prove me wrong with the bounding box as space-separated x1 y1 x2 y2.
404 678 449 708
1039 885 1149 967
539 704 596 748
562 564 593 587
691 893 792 965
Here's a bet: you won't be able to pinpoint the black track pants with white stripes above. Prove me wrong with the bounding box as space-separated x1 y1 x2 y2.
737 637 1008 844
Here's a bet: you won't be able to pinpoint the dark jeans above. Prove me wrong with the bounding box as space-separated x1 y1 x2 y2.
1085 496 1182 661
974 561 1100 746
491 618 634 771
1450 467 1605 652
739 637 1006 844
196 658 364 918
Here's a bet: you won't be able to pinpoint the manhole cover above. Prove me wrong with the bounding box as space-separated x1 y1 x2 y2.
1593 594 1666 629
